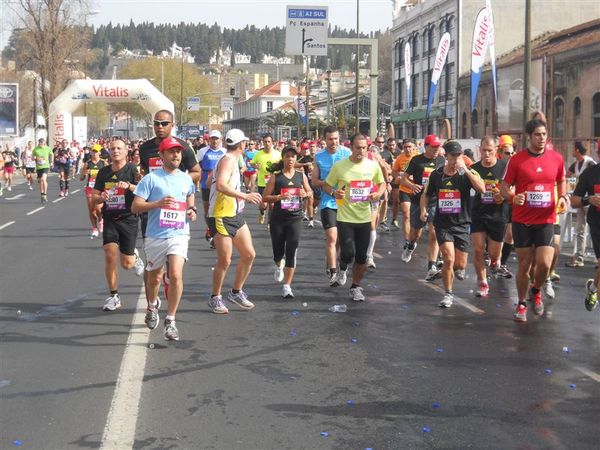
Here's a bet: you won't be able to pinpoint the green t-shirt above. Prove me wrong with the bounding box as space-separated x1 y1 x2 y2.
31 145 53 169
251 149 282 187
326 157 384 223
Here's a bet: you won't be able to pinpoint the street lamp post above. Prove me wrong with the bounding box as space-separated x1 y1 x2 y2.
179 46 191 126
355 0 360 134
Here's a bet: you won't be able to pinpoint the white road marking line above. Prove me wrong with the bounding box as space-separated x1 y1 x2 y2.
6 193 25 200
100 286 150 450
52 197 65 203
373 251 382 259
0 221 15 230
575 366 600 383
71 189 81 194
27 207 45 215
418 279 485 314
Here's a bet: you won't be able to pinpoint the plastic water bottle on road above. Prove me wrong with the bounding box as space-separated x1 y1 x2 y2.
329 304 347 313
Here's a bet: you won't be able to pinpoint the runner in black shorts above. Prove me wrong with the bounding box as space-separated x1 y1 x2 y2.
421 140 485 308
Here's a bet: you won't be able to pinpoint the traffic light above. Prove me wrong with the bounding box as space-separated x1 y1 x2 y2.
230 87 236 97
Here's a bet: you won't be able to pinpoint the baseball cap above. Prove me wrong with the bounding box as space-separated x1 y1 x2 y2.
158 137 184 152
424 134 442 147
209 130 222 139
225 129 249 146
498 135 513 147
300 142 309 150
92 143 102 152
443 140 463 155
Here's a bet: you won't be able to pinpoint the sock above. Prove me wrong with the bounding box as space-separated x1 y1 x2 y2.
110 290 118 296
340 264 348 271
367 230 376 257
351 284 360 289
165 315 175 321
232 289 240 294
501 243 513 265
210 294 219 298
531 286 540 295
328 268 337 275
428 261 436 270
445 289 453 294
519 301 527 306
149 300 158 307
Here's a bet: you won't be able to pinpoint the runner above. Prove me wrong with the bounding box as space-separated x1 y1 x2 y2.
323 133 385 301
421 140 485 307
250 133 281 224
399 134 445 282
54 139 71 197
392 138 418 242
21 141 36 189
470 136 509 297
1 146 17 192
0 150 4 196
571 147 600 311
366 144 392 269
32 138 53 203
80 146 106 238
296 142 316 227
262 146 313 298
500 118 567 322
312 125 352 286
132 137 197 340
207 129 262 314
196 130 226 229
92 138 144 312
242 139 259 192
498 136 516 278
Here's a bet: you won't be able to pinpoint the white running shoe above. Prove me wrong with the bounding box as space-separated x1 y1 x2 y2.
366 256 376 269
337 269 348 286
349 286 365 302
274 261 284 283
282 284 294 299
134 248 145 277
90 228 99 238
307 219 314 228
543 278 555 299
401 242 417 263
102 294 121 311
439 293 453 308
425 266 441 282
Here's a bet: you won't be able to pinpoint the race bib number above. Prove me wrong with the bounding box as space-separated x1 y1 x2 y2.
567 177 577 194
149 157 162 172
26 160 36 168
159 201 187 229
105 185 126 210
88 169 99 188
280 187 301 210
422 167 434 187
36 157 46 165
482 180 498 204
526 183 552 208
438 189 461 214
349 180 372 202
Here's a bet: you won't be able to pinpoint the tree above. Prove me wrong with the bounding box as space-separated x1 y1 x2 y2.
7 0 93 130
261 109 296 132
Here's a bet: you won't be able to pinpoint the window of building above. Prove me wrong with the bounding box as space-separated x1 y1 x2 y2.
412 33 419 60
471 109 479 137
573 96 581 137
554 97 565 138
462 112 467 139
395 40 402 67
397 78 404 110
422 70 431 104
411 74 419 107
422 30 428 55
266 101 273 112
594 93 600 137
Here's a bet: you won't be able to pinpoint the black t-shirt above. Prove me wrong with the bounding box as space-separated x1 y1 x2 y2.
471 159 509 222
139 136 198 174
426 167 478 228
405 154 446 205
297 154 313 180
380 148 394 166
271 170 305 219
94 163 138 219
573 164 600 227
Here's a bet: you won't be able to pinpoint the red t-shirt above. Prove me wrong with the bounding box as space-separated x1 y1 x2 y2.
503 149 565 224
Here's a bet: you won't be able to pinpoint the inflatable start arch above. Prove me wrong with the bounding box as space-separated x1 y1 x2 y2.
48 79 174 144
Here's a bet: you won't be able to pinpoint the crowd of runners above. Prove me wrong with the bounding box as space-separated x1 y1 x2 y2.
2 109 599 341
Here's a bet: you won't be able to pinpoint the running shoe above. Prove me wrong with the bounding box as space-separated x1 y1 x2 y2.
59 190 65 197
64 189 69 196
144 298 161 330
307 219 314 228
543 279 555 300
90 228 99 238
102 294 121 311
282 284 294 299
425 266 441 282
549 271 560 282
328 271 339 287
494 264 513 279
379 222 390 232
513 303 528 322
585 279 598 311
28 184 33 190
208 295 229 314
401 242 416 263
476 280 489 297
258 212 265 224
0 187 3 196
204 227 212 242
439 293 453 308
274 261 284 283
484 252 491 267
227 290 255 310
391 219 400 229
337 268 348 287
454 269 466 280
349 286 365 302
98 219 104 233
302 214 309 221
163 319 179 341
366 256 377 269
565 256 584 267
41 193 47 203
7 186 12 192
209 237 216 249
530 288 544 316
134 248 145 277
162 272 170 300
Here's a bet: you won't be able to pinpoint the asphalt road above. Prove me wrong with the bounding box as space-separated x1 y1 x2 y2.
1 175 599 450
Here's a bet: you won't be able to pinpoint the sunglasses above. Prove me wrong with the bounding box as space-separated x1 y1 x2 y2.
504 152 514 156
375 141 385 144
153 120 171 127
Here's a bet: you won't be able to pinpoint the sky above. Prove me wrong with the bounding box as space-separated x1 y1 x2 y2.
1 0 394 51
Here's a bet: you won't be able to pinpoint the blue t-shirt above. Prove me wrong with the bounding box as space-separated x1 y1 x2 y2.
244 149 258 172
134 168 195 238
315 145 351 209
197 146 225 189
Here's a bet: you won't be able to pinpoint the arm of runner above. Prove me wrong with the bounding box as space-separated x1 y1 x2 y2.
463 164 485 193
187 163 201 185
215 156 261 204
419 189 430 222
261 174 280 203
131 194 177 214
311 161 323 188
500 180 523 205
186 193 197 221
